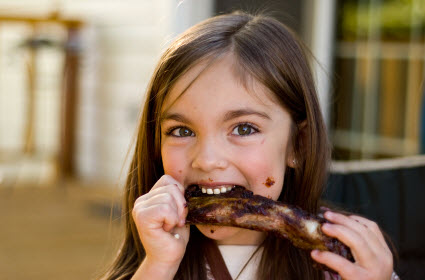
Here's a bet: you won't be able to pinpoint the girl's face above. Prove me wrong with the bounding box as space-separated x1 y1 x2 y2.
160 54 294 245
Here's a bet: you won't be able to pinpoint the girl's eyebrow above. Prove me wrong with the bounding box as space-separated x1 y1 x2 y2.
223 109 271 122
160 112 192 124
160 109 271 124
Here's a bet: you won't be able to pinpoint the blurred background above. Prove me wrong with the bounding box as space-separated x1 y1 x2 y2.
0 0 424 279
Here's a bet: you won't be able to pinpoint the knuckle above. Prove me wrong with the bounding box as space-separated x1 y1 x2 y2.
160 203 173 214
134 195 145 205
132 202 142 215
173 183 184 192
161 174 175 184
132 207 143 221
161 192 174 203
369 221 379 231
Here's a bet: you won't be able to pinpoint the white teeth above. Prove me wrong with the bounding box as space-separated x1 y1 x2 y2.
200 185 235 195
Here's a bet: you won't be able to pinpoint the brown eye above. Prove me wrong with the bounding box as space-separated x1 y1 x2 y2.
178 128 193 137
169 127 194 137
232 124 258 136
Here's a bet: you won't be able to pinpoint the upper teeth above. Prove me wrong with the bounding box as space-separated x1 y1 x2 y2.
201 185 234 194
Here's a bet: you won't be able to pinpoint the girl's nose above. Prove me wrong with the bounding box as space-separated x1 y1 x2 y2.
191 139 229 172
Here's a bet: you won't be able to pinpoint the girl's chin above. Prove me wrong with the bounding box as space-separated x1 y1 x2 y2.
196 225 241 243
195 224 265 245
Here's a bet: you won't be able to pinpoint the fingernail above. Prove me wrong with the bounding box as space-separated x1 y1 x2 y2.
324 211 333 219
311 250 319 257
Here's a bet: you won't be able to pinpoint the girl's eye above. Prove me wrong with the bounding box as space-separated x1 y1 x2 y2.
232 123 258 136
168 127 194 137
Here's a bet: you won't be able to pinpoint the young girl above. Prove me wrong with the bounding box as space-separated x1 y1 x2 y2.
103 11 396 280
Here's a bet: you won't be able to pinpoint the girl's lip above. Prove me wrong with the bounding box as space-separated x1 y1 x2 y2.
189 181 242 189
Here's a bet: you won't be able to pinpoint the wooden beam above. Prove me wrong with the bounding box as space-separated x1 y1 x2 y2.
0 13 83 27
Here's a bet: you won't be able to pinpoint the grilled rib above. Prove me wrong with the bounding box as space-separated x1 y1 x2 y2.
185 185 353 262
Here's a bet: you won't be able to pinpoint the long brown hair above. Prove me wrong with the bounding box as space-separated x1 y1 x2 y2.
103 11 330 280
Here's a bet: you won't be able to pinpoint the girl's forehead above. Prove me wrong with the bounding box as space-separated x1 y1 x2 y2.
161 54 279 114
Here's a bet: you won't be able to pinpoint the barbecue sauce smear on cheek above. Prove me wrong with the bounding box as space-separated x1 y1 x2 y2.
264 177 275 188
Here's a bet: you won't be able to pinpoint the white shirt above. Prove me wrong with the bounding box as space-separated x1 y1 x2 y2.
218 245 262 280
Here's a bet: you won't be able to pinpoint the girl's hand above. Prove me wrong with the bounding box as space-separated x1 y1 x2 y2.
132 175 189 268
311 211 394 280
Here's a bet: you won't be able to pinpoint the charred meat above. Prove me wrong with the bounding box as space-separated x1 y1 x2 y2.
185 185 353 262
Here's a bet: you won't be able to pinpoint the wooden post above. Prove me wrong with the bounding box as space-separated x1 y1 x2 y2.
60 26 80 177
23 24 37 155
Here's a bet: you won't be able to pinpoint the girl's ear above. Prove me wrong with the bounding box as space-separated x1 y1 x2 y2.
286 120 308 168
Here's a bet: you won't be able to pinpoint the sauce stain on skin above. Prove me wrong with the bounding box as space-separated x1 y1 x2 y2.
208 178 213 182
264 177 275 188
178 170 182 173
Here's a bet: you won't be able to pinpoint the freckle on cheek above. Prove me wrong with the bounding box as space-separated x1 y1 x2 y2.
178 170 182 173
264 177 275 188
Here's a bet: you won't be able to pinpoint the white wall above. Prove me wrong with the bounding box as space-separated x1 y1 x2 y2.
0 0 214 185
71 0 214 183
305 0 336 129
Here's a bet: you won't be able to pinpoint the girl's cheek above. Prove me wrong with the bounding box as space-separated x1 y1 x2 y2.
237 150 285 199
161 147 188 183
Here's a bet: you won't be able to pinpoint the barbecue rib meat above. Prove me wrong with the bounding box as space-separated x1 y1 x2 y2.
185 185 353 263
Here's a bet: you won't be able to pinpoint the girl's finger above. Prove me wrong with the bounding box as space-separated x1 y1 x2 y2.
138 174 184 203
349 215 389 251
135 174 182 203
152 175 185 193
311 250 366 280
137 193 179 214
136 189 186 227
324 211 384 257
134 203 180 233
136 184 187 226
321 222 376 265
325 211 372 237
154 185 187 224
152 175 186 223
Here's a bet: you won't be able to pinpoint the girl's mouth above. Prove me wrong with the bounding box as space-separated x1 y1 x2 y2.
185 184 249 199
200 185 234 194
